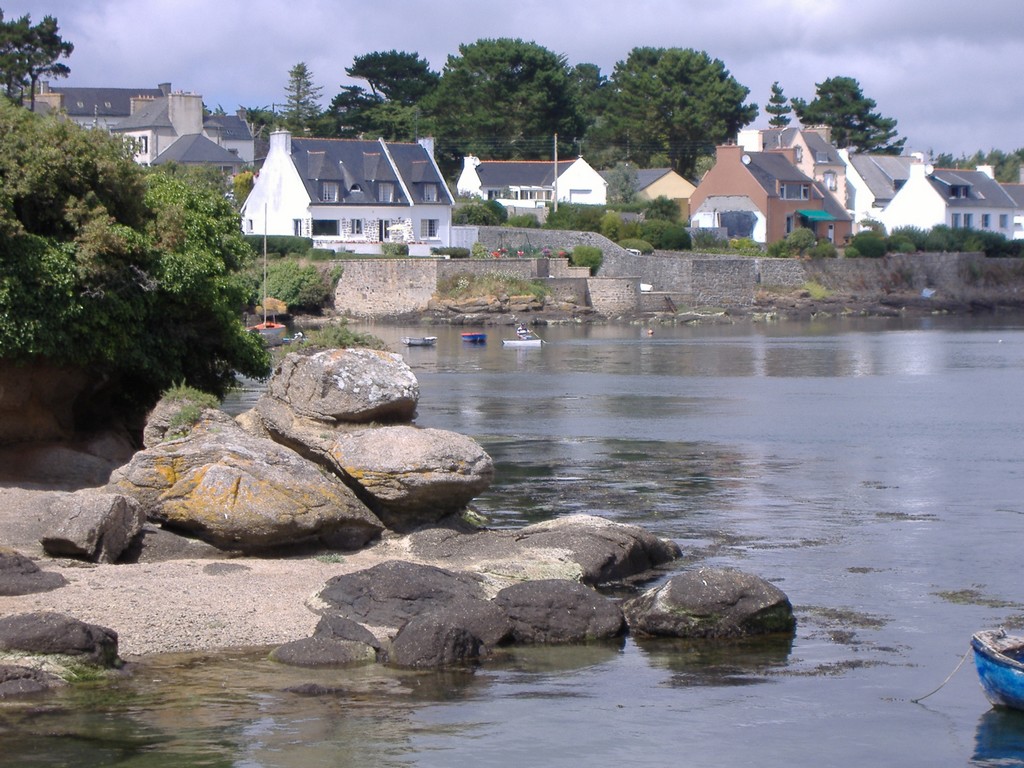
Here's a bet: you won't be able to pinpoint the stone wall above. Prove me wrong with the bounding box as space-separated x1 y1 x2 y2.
334 259 440 317
587 278 639 315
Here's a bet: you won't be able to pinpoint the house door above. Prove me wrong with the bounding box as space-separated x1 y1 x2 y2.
827 224 835 243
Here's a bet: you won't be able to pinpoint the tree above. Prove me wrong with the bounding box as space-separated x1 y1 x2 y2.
791 76 905 154
765 81 791 128
0 12 73 108
282 62 323 135
422 38 584 175
600 47 757 179
346 50 438 105
0 103 269 426
604 162 638 204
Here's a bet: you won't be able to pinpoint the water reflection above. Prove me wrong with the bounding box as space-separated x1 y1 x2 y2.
973 707 1024 765
633 634 795 687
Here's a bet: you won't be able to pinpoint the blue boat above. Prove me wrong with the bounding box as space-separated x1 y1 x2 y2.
461 332 487 344
972 630 1024 711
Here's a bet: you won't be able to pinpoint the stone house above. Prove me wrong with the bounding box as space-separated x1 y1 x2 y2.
240 130 454 255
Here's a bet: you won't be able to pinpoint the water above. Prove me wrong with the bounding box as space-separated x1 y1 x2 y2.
7 317 1024 766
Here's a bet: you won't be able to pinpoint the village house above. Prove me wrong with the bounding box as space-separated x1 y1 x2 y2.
240 130 454 255
877 163 1017 238
739 126 848 212
839 150 916 230
601 165 696 219
689 143 851 244
456 156 607 208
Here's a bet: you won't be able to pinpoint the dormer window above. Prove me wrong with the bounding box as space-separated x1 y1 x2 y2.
321 181 339 202
779 183 810 200
378 182 395 203
949 185 969 199
423 183 438 202
350 184 362 193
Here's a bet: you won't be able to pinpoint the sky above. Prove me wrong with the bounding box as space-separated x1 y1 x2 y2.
10 0 1024 160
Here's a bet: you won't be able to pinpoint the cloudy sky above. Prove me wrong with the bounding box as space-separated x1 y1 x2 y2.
11 0 1023 159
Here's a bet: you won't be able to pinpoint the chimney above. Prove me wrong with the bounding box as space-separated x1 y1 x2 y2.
417 136 435 158
976 164 995 179
269 130 292 156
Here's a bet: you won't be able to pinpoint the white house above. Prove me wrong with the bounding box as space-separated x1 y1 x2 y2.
240 131 454 255
456 156 607 207
839 150 915 230
1001 183 1024 240
877 163 1017 238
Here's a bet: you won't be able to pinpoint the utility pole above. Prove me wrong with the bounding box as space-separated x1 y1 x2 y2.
553 133 558 213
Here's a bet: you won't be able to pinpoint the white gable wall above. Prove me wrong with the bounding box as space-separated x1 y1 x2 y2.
559 158 607 205
877 164 946 233
240 131 311 236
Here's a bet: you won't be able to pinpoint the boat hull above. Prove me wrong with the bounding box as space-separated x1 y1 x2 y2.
973 630 1024 711
461 333 487 344
502 338 543 347
401 336 438 347
248 322 288 347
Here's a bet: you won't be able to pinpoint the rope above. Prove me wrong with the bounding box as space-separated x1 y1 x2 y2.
911 646 972 704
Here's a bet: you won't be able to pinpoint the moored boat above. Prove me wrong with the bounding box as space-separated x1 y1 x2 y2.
248 320 288 346
972 629 1024 711
401 336 438 347
461 332 487 344
502 324 544 347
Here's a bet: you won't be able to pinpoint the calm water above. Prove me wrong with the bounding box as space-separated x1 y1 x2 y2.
6 317 1024 767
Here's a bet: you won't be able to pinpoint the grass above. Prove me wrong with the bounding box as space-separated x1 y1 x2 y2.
801 281 833 300
161 383 221 440
299 320 389 351
436 271 551 302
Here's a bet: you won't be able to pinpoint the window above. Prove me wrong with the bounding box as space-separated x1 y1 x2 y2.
246 219 253 233
951 213 962 228
378 182 395 203
350 218 363 236
779 183 809 200
1000 214 1010 229
420 219 439 239
982 213 991 229
964 213 974 228
823 171 837 191
950 185 969 199
422 183 437 202
137 135 148 154
785 215 794 234
311 219 339 236
321 182 339 202
380 220 391 240
293 219 302 236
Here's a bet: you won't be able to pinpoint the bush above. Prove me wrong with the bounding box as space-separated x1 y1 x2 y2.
639 218 671 248
161 383 220 440
381 242 409 258
307 248 336 261
766 240 790 258
660 225 692 250
886 237 916 254
811 241 838 258
785 228 817 256
431 246 471 259
889 226 928 251
506 213 541 228
691 229 726 250
849 231 887 258
454 200 507 225
544 203 604 232
263 260 332 312
436 271 551 302
570 245 603 275
470 242 490 259
643 195 681 222
303 320 388 351
618 238 654 254
600 211 623 241
245 235 313 257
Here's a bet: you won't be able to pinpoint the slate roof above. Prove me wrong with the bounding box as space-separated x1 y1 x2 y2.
928 169 1016 209
42 84 168 118
847 154 913 204
290 138 451 206
745 151 813 193
113 98 172 130
475 160 575 188
152 134 243 166
203 113 252 142
1001 183 1024 208
802 131 842 164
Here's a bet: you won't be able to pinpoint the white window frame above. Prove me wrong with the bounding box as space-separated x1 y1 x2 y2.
378 182 395 203
422 183 437 202
420 219 439 239
321 182 339 202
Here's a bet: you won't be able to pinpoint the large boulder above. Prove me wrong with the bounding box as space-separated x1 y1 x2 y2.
266 348 419 424
326 426 494 528
0 611 120 667
402 514 681 586
389 613 484 669
622 567 796 639
0 664 65 697
108 411 383 552
494 579 626 644
0 548 67 595
316 560 489 636
41 490 144 563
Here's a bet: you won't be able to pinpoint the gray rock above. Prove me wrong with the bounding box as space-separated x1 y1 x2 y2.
270 636 377 667
266 348 419 424
0 548 67 595
41 490 144 563
622 567 796 639
389 614 483 669
326 426 494 528
0 611 120 667
108 413 383 552
317 561 488 634
0 664 65 697
404 514 681 586
494 579 626 644
314 613 383 650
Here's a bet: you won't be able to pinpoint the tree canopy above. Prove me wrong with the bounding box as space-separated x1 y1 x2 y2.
597 47 757 179
282 62 323 135
791 76 905 154
423 38 584 173
0 103 269 424
765 81 791 128
0 11 73 109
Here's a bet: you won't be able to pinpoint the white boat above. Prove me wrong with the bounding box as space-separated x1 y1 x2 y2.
502 326 544 347
401 336 438 347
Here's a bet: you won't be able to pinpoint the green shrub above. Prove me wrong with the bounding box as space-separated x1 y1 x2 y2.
639 218 671 248
245 235 313 257
307 248 336 261
785 228 817 256
691 229 726 250
431 246 471 259
161 383 220 440
544 203 604 232
263 260 331 311
470 242 490 259
643 195 681 222
844 245 860 258
766 240 790 258
454 200 507 225
886 237 915 254
570 245 603 275
436 271 551 301
618 238 654 254
923 225 957 252
889 226 928 251
303 321 388 351
660 225 692 250
381 242 409 258
849 231 887 258
600 212 623 241
729 237 763 255
506 213 541 228
811 241 838 258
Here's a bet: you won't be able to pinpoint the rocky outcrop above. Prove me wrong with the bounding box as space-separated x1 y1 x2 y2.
41 490 144 563
0 664 65 697
622 567 796 639
0 548 67 595
109 411 383 552
0 611 120 667
494 579 626 644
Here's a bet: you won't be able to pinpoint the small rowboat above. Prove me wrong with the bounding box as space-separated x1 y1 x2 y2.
461 332 487 344
401 336 438 347
248 320 288 347
502 325 544 347
972 630 1024 711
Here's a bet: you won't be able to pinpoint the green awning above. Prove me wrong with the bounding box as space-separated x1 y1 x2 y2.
797 209 836 222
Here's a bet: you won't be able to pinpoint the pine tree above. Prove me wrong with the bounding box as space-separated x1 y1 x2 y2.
282 62 323 135
765 81 791 128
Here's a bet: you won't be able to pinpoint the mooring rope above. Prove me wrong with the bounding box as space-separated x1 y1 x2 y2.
911 646 972 704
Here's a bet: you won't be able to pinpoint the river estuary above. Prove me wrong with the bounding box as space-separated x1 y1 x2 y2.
3 315 1024 766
